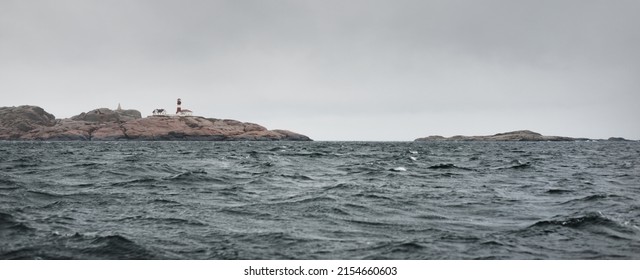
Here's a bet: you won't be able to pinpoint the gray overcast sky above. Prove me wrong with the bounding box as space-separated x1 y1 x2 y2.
1 0 639 140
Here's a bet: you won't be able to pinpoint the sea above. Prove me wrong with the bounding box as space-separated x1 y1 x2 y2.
1 141 639 259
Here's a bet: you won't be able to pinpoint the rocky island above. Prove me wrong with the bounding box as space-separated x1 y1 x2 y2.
415 130 587 142
0 105 311 141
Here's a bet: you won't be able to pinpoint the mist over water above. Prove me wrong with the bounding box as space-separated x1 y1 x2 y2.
1 141 639 259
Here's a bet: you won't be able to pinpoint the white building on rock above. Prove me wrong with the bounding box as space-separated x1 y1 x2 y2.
175 98 193 116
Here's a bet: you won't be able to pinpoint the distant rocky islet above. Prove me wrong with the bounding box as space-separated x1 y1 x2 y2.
0 105 311 141
414 130 631 142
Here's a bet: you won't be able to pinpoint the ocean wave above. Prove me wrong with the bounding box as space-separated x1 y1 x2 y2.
344 203 370 211
0 186 20 191
123 153 146 162
433 172 464 178
327 207 350 216
545 189 574 194
25 190 65 198
323 183 359 192
220 207 261 217
496 160 532 170
377 241 426 252
39 200 74 210
414 213 448 220
72 162 101 168
560 194 627 205
428 163 473 171
289 152 328 157
81 234 158 259
279 174 314 181
3 163 41 170
362 241 428 259
354 193 396 202
510 161 532 169
346 218 394 227
428 163 457 169
111 177 160 186
227 231 307 259
0 175 19 187
163 169 213 182
390 167 407 172
0 212 34 234
338 165 381 175
0 247 44 260
116 216 206 227
527 212 638 236
530 214 612 228
268 146 286 152
149 198 181 205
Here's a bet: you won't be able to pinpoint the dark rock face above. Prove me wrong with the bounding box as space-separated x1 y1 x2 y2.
0 106 57 139
0 106 312 141
608 137 629 141
415 130 579 142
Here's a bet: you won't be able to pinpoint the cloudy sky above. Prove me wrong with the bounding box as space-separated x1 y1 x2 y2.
1 0 638 140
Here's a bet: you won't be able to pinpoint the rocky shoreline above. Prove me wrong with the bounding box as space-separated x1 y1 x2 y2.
0 105 311 141
415 130 630 142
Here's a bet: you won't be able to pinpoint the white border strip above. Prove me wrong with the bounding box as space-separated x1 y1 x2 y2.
2 260 637 280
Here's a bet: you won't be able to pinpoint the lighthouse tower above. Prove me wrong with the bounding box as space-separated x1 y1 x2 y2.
176 98 182 114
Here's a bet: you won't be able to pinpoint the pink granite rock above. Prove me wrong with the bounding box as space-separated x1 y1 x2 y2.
415 130 580 142
0 106 311 141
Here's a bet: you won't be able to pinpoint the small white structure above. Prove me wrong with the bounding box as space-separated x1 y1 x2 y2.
175 98 194 116
178 109 193 116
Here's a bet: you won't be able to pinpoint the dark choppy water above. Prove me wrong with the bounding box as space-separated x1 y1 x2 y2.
1 141 639 259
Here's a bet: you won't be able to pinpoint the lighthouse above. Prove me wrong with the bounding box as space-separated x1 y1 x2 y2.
175 98 193 116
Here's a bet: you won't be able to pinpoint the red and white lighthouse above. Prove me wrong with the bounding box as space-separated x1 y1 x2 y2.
176 98 182 114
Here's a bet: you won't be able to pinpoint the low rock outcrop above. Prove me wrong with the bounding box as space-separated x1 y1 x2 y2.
0 105 311 141
415 130 581 142
71 108 142 123
607 137 630 142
